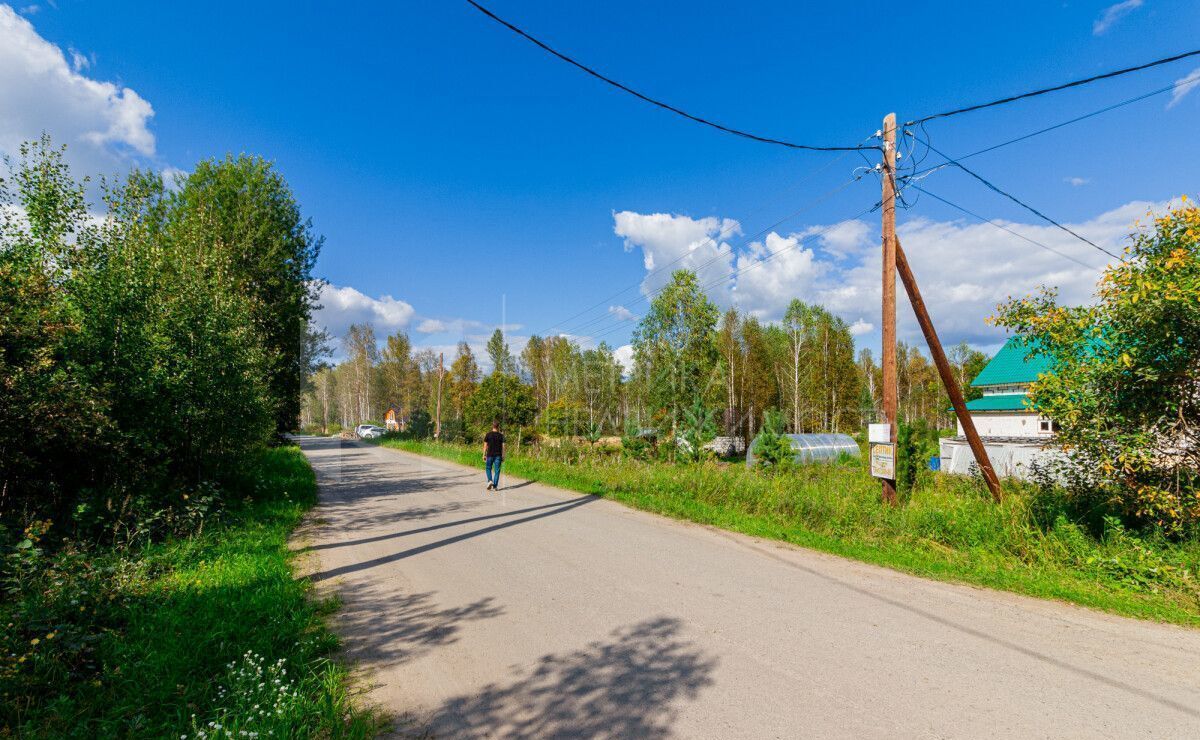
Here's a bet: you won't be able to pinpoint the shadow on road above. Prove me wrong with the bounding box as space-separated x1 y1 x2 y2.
334 583 505 670
306 498 592 553
429 616 716 738
309 495 598 582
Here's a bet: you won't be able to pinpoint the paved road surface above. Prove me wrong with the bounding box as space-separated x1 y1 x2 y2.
294 437 1200 739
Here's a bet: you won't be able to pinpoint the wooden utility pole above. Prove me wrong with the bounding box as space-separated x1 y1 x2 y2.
880 113 899 503
434 352 445 441
895 239 1003 501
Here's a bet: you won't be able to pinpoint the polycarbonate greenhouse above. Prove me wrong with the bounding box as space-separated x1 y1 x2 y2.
745 433 860 467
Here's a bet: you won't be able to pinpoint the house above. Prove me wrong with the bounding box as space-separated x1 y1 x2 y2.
384 406 403 432
939 337 1064 479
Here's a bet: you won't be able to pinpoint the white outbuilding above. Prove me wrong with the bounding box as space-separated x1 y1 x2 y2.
939 338 1064 479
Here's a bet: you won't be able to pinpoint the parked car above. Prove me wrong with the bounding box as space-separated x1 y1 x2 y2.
355 424 386 440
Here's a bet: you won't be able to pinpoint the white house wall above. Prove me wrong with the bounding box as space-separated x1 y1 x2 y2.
956 412 1052 439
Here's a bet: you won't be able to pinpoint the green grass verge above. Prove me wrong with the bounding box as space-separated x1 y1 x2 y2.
376 438 1200 628
1 446 381 738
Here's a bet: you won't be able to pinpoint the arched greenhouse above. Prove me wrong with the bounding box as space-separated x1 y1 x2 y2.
745 433 860 467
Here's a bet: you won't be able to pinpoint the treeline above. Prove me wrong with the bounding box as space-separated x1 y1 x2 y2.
304 270 987 442
0 136 321 540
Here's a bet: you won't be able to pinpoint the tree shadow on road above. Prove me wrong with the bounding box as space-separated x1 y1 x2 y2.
427 616 716 739
334 583 505 670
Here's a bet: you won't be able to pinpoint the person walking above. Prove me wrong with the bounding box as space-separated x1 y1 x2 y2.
483 421 505 491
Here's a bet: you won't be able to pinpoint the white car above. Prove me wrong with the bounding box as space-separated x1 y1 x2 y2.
355 424 386 440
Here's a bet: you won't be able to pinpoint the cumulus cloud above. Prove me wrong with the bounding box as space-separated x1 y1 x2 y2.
416 318 448 334
608 305 636 321
612 199 1166 349
1092 0 1142 35
848 319 873 336
1167 66 1200 109
613 210 739 300
613 344 634 374
0 4 156 174
314 283 416 341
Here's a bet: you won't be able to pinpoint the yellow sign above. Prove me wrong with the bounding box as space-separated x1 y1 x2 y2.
869 442 896 479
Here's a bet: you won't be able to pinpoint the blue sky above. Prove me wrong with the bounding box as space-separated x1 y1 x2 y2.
3 0 1198 367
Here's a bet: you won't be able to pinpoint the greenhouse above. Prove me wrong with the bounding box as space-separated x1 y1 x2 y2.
745 433 860 467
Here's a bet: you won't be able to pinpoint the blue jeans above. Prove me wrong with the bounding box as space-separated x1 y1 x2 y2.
486 456 502 488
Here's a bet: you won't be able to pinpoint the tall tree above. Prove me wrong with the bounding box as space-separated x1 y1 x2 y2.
172 155 322 434
344 324 378 423
448 341 482 420
486 328 516 375
631 270 719 434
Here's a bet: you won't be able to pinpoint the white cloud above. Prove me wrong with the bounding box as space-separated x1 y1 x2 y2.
1092 0 1142 35
1064 176 1090 187
848 319 873 336
613 199 1167 350
314 283 415 341
1167 66 1200 109
613 210 739 300
416 318 447 334
608 305 636 321
613 344 634 374
18 4 38 16
0 4 156 174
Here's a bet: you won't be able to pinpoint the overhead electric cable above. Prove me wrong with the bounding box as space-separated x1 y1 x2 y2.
540 143 869 338
912 137 1121 260
906 47 1200 125
465 0 876 152
908 80 1182 178
908 184 1106 271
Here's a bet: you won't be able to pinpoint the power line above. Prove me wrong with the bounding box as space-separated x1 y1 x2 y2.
908 79 1181 178
908 184 1106 271
910 136 1122 260
540 143 869 338
465 0 877 152
906 47 1200 126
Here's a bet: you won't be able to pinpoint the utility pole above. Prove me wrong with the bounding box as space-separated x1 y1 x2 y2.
880 113 899 504
895 239 1003 501
434 352 444 441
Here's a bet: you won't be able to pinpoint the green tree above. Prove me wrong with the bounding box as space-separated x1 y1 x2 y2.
631 270 719 434
465 373 537 433
448 341 481 421
678 397 718 464
992 200 1200 534
171 155 322 434
752 409 793 470
486 328 516 375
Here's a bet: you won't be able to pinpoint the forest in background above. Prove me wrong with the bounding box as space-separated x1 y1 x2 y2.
303 270 989 443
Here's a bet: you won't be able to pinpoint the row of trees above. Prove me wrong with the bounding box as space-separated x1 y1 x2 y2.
303 269 987 443
0 137 321 537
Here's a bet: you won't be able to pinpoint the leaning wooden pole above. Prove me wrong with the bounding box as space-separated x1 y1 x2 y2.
895 238 1003 501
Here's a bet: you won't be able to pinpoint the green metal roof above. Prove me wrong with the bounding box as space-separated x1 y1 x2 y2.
971 338 1053 387
963 394 1034 412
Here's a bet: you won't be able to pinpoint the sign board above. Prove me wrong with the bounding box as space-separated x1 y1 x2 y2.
869 442 896 479
868 423 892 444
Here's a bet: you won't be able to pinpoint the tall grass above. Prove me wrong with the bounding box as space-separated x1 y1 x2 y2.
378 438 1200 627
1 446 380 738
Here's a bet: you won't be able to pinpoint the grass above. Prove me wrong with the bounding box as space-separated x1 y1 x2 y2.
1 446 380 739
376 437 1200 628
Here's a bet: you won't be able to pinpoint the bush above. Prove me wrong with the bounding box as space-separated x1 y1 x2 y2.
993 200 1200 535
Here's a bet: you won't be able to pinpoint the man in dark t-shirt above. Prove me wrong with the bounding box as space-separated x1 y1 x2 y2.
483 421 505 491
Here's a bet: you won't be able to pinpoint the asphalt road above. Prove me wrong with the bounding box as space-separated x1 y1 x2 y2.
294 437 1200 739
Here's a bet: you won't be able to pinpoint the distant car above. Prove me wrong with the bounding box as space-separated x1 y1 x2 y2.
355 424 386 440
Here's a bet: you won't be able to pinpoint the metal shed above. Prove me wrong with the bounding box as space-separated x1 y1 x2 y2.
745 433 860 467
